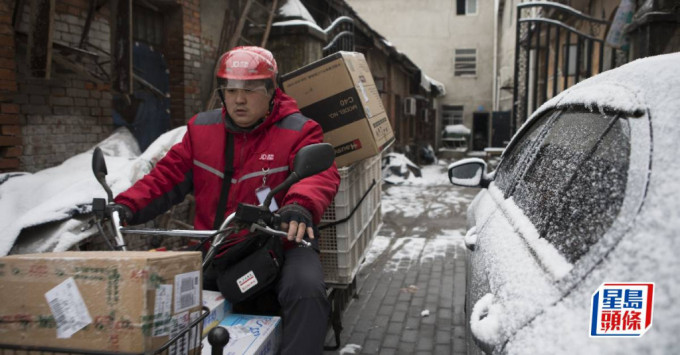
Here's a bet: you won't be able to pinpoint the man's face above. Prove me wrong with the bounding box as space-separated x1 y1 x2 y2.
222 79 273 128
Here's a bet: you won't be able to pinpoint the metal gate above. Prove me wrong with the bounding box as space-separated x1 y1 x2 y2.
512 1 611 134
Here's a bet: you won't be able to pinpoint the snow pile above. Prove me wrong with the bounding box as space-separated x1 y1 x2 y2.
382 153 452 186
338 344 362 354
0 126 187 256
273 0 323 32
277 0 316 22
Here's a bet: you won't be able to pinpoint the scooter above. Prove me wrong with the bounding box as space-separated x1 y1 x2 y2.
90 143 337 354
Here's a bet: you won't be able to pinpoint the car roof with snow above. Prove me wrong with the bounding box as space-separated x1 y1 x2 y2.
513 52 680 158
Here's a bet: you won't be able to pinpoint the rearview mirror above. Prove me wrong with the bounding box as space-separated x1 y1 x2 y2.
292 143 335 179
448 158 490 188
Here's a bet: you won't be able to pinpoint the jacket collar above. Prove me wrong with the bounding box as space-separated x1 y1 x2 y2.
223 89 300 134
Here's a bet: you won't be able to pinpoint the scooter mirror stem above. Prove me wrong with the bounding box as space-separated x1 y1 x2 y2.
92 147 114 203
259 143 335 210
262 173 300 210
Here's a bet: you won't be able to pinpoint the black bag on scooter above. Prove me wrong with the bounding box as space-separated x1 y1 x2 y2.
213 232 284 304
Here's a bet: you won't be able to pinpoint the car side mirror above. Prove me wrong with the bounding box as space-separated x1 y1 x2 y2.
448 158 491 188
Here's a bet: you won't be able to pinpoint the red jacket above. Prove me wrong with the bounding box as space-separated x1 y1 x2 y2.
114 89 340 232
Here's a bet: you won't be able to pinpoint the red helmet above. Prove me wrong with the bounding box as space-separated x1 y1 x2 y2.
216 46 278 82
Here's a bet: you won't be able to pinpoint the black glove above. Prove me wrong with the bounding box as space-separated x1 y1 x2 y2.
278 203 313 227
105 203 134 224
278 203 314 242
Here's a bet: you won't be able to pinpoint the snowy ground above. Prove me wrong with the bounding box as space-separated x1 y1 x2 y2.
364 161 475 273
334 160 478 354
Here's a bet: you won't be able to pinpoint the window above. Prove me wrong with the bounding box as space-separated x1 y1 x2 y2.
441 105 466 149
510 110 630 263
457 0 477 15
563 43 591 76
374 77 386 94
455 49 477 76
442 105 464 126
494 110 558 195
134 5 164 47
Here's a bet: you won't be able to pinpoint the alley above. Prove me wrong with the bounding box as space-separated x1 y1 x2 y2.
326 163 478 355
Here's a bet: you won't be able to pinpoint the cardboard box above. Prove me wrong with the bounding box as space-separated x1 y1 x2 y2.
200 314 281 355
0 251 203 354
282 51 395 167
201 290 231 337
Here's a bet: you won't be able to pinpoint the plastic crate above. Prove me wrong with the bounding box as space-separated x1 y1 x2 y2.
319 155 382 253
321 154 381 221
321 203 382 285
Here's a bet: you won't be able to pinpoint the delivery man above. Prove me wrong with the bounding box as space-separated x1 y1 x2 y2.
111 46 340 354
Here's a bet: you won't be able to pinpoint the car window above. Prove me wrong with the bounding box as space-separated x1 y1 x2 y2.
494 110 558 196
512 110 630 264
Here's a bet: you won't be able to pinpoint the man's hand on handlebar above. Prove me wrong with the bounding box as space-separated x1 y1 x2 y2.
105 203 133 224
278 203 314 243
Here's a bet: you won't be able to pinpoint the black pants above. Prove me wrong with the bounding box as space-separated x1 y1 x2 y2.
205 245 329 354
275 246 330 354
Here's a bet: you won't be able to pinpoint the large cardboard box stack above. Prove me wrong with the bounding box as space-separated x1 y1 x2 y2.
0 251 203 353
282 51 395 167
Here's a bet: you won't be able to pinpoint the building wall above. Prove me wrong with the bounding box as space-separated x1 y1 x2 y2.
3 0 202 173
0 0 20 171
346 0 495 144
171 0 203 127
198 0 229 109
496 0 621 116
496 0 521 112
363 47 410 146
11 0 115 172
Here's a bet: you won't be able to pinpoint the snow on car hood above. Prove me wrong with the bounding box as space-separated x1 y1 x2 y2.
0 126 187 256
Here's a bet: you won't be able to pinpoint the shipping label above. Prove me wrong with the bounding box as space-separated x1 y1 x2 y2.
174 271 200 313
44 277 93 338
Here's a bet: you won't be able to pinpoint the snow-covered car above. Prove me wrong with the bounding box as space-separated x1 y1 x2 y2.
447 52 680 354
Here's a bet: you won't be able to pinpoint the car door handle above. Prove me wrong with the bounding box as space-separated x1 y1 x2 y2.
470 293 503 351
464 227 478 251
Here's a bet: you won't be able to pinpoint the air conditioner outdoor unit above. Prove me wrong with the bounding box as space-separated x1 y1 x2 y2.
403 97 417 116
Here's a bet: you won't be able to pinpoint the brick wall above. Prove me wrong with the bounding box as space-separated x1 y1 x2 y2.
7 0 204 172
181 0 202 121
13 0 115 172
0 0 20 171
167 0 203 128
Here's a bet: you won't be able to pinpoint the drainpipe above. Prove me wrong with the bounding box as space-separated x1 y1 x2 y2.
492 0 500 111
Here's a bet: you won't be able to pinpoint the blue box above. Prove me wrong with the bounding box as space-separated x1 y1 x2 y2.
200 314 281 355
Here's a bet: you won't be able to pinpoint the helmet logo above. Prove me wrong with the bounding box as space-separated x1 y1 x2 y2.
231 61 249 68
